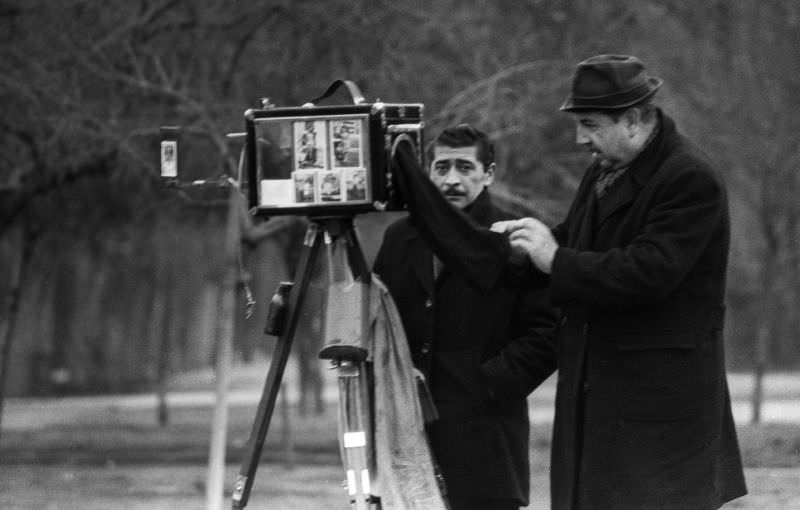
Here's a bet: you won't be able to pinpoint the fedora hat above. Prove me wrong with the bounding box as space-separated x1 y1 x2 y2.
560 54 662 112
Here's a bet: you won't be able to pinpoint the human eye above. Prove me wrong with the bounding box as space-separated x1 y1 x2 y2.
433 161 449 175
456 161 475 173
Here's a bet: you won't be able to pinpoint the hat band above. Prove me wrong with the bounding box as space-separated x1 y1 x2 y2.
563 77 662 111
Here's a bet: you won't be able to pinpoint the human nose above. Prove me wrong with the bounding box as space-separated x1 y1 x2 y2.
443 166 461 185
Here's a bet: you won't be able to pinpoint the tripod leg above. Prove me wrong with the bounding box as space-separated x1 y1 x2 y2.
322 219 381 509
231 223 323 510
336 360 380 510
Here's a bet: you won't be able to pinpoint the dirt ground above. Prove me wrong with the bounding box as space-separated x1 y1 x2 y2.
1 463 799 509
1 363 799 509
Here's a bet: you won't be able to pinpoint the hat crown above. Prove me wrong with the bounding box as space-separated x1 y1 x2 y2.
574 55 647 98
560 54 662 111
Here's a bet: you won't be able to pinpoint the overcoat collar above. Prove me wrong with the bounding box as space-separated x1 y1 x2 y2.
594 109 674 228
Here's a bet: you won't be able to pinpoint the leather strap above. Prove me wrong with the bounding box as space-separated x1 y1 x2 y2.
306 79 365 106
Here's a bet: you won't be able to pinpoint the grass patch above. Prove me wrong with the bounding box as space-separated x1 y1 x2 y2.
0 403 339 465
4 408 800 468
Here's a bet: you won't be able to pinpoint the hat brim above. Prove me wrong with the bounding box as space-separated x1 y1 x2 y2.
560 76 663 112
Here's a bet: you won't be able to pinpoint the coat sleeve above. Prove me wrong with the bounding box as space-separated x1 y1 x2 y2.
479 287 559 402
550 161 727 308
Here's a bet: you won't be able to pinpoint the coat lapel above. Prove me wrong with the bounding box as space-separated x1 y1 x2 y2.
570 166 601 250
594 171 635 229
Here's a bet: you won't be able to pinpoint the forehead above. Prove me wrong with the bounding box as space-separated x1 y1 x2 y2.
432 145 479 161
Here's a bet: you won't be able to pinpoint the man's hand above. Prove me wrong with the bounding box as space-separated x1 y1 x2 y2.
491 218 558 274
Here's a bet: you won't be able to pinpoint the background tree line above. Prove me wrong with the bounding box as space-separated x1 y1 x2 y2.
1 0 799 397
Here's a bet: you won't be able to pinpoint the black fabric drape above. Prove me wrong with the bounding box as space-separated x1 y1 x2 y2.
390 142 510 294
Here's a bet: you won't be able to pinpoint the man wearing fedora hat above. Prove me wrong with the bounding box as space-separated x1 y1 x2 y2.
492 54 748 509
387 54 748 510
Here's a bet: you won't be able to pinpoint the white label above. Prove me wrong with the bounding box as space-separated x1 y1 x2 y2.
360 469 371 494
260 179 294 205
343 431 366 448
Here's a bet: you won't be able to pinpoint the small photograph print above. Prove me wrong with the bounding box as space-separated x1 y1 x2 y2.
294 120 327 170
344 168 368 201
330 119 363 168
318 170 343 202
293 171 317 203
160 140 178 177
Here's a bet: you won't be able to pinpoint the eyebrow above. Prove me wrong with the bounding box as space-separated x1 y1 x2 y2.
434 158 476 165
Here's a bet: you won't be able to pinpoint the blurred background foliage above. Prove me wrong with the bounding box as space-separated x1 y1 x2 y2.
1 0 800 396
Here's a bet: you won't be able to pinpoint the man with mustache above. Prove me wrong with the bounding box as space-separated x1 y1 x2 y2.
373 124 558 510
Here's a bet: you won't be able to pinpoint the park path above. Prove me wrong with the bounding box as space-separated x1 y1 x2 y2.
3 363 800 431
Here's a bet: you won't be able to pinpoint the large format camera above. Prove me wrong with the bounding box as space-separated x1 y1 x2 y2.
243 80 424 217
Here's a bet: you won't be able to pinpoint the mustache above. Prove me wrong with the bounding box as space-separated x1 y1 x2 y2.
442 185 465 196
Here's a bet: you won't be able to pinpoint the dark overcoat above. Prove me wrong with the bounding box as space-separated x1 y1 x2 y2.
373 190 557 505
542 111 747 509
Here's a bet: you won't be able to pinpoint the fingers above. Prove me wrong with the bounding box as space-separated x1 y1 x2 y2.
492 217 557 273
502 218 558 274
490 220 510 233
491 217 541 234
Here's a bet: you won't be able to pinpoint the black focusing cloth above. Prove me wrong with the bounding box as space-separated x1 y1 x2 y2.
390 141 510 294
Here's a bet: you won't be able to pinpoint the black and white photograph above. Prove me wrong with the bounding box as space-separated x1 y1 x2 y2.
292 170 317 203
344 167 367 201
2 2 799 510
160 140 178 177
330 118 363 168
293 119 327 170
317 170 343 202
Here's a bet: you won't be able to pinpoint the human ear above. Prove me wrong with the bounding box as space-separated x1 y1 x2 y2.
485 162 496 185
623 108 641 135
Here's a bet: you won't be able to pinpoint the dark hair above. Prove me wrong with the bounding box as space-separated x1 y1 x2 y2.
431 123 495 169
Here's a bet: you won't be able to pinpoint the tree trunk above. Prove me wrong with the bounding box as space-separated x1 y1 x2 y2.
750 323 768 424
0 224 34 439
752 232 777 424
205 186 241 510
152 256 171 426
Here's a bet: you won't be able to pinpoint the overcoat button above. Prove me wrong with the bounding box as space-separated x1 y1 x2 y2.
420 342 431 354
425 298 433 308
